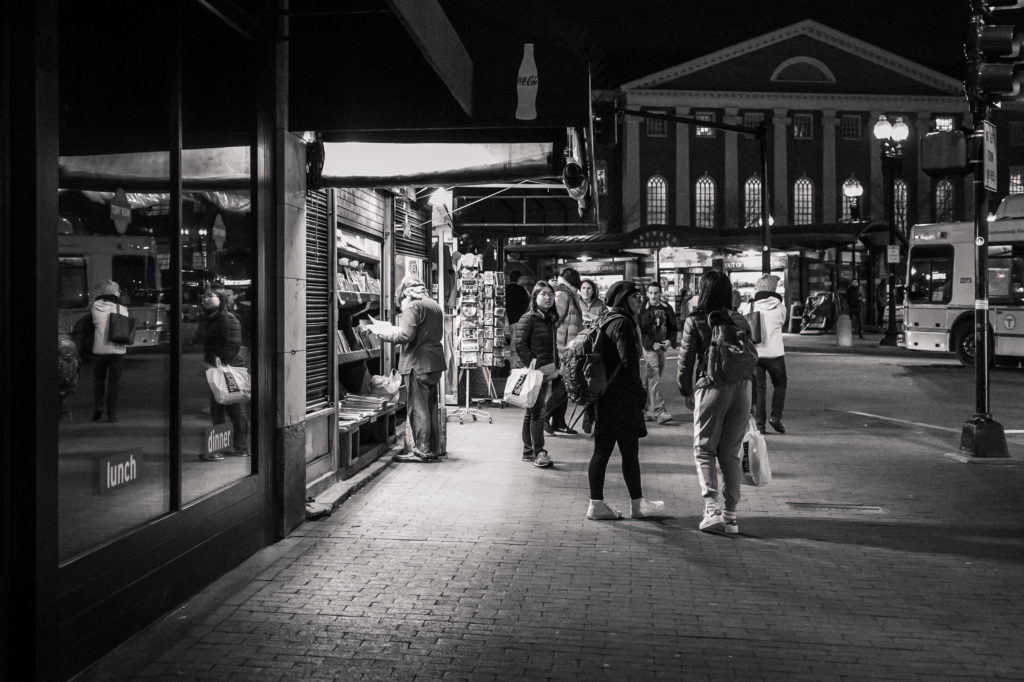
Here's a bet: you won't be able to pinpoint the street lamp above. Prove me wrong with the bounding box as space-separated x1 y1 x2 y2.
873 114 909 347
842 175 863 221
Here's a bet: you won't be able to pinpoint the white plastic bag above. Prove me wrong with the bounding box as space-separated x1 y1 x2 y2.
369 369 403 398
503 359 543 408
206 358 251 405
740 416 771 486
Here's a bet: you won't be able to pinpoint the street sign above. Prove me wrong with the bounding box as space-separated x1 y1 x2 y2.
110 188 131 235
984 121 997 192
212 214 226 250
887 245 900 264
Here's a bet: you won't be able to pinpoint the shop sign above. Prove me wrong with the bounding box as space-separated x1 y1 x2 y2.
204 423 233 455
98 450 140 494
724 254 788 272
628 228 680 250
572 261 623 274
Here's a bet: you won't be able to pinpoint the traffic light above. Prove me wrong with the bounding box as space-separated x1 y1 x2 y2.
968 1 1024 104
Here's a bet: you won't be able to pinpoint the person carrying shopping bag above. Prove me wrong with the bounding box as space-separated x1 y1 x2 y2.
200 286 250 460
585 280 665 521
89 280 128 423
515 280 560 468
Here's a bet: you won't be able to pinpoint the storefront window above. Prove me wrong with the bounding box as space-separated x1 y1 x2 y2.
57 2 173 561
180 3 258 502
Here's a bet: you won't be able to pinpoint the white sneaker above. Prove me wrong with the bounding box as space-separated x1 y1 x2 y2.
724 510 739 534
656 412 674 425
533 450 553 468
586 500 623 520
630 498 666 518
699 505 725 532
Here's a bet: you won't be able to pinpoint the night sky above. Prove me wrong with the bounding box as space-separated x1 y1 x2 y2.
445 0 988 88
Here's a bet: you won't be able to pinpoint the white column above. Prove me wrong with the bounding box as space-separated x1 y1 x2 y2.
724 108 740 229
675 106 691 226
772 108 789 223
822 109 837 223
624 114 642 232
869 109 884 222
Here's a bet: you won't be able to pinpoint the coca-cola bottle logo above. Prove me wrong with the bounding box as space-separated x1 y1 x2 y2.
517 75 538 86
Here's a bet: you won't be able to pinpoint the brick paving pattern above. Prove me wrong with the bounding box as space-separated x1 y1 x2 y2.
80 340 1024 681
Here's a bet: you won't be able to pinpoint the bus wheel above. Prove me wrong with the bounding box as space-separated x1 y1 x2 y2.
952 324 994 367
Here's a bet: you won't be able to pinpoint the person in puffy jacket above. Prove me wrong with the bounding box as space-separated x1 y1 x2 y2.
750 274 788 435
201 286 249 460
578 278 606 324
548 267 583 435
585 280 665 521
677 270 753 535
515 281 559 468
90 280 128 423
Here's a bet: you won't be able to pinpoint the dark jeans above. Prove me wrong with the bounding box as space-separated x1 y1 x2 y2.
408 370 441 455
211 395 250 452
753 355 787 427
522 399 546 456
849 308 863 336
547 397 568 429
93 354 123 417
589 433 643 500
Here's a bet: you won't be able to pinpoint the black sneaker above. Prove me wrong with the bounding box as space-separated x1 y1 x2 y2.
768 418 786 434
554 426 578 435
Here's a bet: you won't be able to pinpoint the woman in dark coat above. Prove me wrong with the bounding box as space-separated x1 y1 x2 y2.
586 280 665 520
514 280 559 468
200 287 250 461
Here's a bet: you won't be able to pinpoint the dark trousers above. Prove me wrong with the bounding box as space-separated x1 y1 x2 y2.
211 395 250 452
547 397 568 429
753 355 787 427
93 354 123 417
522 399 546 456
408 370 441 455
850 308 863 337
588 433 643 500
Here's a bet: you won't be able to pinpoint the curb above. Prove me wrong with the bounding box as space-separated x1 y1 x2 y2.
308 443 402 517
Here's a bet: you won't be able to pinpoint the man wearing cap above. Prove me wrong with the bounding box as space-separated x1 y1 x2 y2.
750 274 788 434
370 278 447 462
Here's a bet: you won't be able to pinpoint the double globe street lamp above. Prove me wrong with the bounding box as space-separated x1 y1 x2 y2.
872 114 910 346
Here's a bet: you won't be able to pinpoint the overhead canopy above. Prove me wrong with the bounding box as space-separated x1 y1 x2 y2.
504 222 908 256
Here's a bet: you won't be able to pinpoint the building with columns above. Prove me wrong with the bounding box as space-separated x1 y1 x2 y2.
597 19 1020 314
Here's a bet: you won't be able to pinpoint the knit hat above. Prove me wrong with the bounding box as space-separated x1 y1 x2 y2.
604 280 640 310
95 280 120 298
754 275 779 292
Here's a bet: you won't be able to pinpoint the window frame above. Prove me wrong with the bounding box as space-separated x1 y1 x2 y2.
793 176 814 225
645 174 667 225
793 113 814 140
695 174 716 228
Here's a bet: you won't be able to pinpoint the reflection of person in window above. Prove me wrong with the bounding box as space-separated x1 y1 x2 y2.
200 288 250 460
90 280 127 423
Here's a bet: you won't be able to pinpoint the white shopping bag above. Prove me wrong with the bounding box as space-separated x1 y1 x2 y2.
740 416 771 486
206 358 251 405
503 359 543 408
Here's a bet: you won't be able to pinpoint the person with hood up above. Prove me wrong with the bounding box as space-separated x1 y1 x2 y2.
585 281 666 520
90 280 128 423
548 267 584 435
750 274 788 435
677 270 754 535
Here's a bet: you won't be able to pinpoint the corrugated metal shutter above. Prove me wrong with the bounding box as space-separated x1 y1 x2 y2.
305 189 331 413
393 196 430 257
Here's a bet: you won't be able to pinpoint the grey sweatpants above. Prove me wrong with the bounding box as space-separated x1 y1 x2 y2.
692 380 751 512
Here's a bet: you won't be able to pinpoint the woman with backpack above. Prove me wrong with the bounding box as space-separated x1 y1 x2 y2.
514 281 560 468
89 280 128 423
677 270 756 534
584 280 666 520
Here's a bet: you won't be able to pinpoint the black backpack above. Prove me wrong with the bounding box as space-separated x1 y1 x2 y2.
700 311 757 387
559 310 626 407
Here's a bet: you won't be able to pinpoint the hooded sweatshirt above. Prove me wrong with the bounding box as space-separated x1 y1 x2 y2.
751 291 786 358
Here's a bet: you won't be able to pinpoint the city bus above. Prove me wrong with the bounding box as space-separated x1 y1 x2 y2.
903 198 1024 366
58 234 167 348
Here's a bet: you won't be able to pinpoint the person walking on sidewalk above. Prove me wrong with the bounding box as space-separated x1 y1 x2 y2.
371 278 447 463
515 281 560 468
846 280 865 339
548 267 584 435
638 281 678 425
677 270 753 534
89 280 128 424
750 274 788 435
586 281 666 521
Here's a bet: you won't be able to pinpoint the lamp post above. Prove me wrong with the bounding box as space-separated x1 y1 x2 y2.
873 114 909 346
842 176 863 222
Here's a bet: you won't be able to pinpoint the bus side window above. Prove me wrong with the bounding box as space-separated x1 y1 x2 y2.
1012 257 1024 305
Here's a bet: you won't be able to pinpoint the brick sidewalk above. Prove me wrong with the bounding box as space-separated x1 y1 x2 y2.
79 389 1024 681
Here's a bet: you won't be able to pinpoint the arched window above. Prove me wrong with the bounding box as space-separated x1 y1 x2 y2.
793 176 814 225
695 174 716 229
645 175 667 225
743 175 762 228
935 178 955 223
894 178 908 236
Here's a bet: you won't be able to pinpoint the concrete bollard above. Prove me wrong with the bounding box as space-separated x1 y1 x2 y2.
836 314 853 347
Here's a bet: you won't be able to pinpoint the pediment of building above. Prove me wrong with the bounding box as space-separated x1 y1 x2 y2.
620 19 962 98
